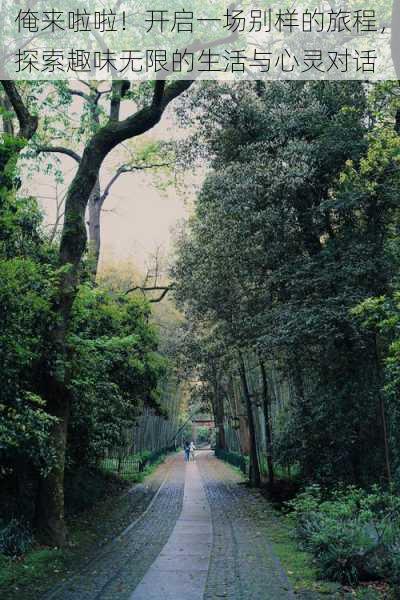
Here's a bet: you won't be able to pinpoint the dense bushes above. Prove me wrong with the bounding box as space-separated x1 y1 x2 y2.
0 193 58 477
0 180 169 540
289 485 400 587
0 519 33 558
214 449 248 474
66 284 167 470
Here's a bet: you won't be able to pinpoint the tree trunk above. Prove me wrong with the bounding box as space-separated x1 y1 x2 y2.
35 391 70 546
375 334 392 485
87 178 102 277
380 393 392 485
1 93 15 136
259 360 274 488
213 382 226 450
239 354 261 487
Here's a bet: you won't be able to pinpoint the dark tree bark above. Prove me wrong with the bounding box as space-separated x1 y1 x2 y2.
212 379 226 451
375 334 392 486
87 178 102 275
34 391 70 544
239 354 261 487
39 88 172 280
259 360 274 488
1 93 15 136
0 81 38 183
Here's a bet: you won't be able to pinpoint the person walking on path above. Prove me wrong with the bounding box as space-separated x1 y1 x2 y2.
189 441 196 462
184 441 190 462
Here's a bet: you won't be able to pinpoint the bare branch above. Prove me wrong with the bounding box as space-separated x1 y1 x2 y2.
36 146 82 163
124 284 174 303
100 161 171 205
149 288 172 303
68 88 90 100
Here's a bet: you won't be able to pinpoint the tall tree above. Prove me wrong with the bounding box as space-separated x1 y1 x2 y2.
2 79 193 545
173 80 399 486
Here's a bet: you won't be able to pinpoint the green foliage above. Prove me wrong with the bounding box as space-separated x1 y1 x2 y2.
66 285 167 468
0 519 33 558
215 449 248 474
353 294 400 488
196 426 211 444
64 468 126 514
173 80 400 486
289 486 400 586
0 150 168 527
0 190 58 475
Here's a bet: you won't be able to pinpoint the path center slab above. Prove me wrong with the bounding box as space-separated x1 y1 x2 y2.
130 458 212 600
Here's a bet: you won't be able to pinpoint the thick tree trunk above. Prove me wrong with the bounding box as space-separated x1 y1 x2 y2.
1 93 15 136
259 360 274 488
35 391 70 546
239 354 261 487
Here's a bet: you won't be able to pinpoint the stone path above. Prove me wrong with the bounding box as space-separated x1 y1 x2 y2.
44 451 295 600
130 461 212 600
199 452 295 600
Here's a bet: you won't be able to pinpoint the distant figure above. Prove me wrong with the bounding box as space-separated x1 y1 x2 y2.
184 441 190 462
189 441 196 462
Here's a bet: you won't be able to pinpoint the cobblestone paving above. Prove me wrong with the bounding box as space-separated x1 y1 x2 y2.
43 454 185 600
198 453 295 600
44 452 303 600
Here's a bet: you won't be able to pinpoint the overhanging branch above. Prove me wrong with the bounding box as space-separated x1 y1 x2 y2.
36 145 82 163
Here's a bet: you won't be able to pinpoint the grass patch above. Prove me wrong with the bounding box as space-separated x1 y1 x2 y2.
267 512 340 595
0 547 64 599
99 451 167 483
100 453 166 484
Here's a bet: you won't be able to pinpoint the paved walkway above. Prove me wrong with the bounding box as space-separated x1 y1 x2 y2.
44 451 295 600
130 461 212 600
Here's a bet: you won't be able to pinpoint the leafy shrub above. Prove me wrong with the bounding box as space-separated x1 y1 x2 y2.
288 485 400 586
0 518 33 557
64 468 125 514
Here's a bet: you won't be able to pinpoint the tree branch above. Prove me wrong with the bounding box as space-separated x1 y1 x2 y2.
68 88 90 101
149 288 172 303
1 81 38 140
100 161 170 204
124 284 174 303
36 146 82 163
152 81 166 108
